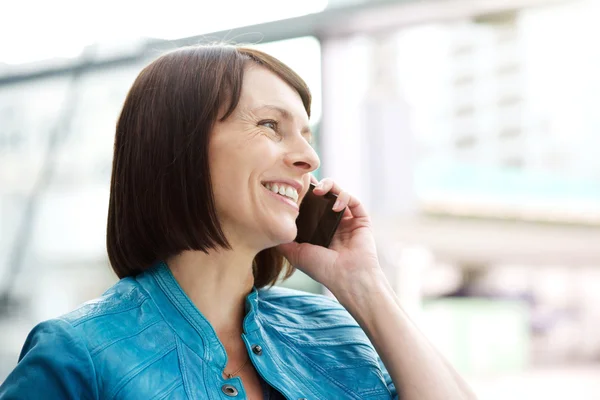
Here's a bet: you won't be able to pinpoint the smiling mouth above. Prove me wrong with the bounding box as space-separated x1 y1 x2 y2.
261 182 299 203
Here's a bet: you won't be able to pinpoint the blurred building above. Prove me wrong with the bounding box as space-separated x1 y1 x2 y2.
1 0 600 397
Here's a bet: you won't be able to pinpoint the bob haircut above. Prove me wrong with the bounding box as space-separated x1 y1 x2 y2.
106 44 311 288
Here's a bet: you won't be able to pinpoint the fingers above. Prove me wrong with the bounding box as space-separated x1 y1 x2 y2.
313 178 369 219
344 191 369 219
277 241 333 273
333 190 350 212
335 190 368 219
312 178 341 195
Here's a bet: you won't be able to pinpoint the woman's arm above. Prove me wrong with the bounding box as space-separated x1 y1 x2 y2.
335 272 478 400
0 319 98 400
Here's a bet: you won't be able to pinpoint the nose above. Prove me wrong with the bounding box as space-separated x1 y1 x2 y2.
284 136 320 173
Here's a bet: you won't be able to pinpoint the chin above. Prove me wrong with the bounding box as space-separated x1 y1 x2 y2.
267 225 297 246
278 229 297 245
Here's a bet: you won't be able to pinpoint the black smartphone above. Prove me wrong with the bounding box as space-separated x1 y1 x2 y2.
295 183 345 248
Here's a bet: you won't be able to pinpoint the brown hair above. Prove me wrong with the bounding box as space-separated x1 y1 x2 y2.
106 44 311 288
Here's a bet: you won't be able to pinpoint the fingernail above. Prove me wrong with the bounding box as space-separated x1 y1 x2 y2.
333 199 340 210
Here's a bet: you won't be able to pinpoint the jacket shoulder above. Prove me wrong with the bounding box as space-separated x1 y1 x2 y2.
61 276 173 356
258 285 358 328
258 286 392 398
61 277 148 326
59 278 180 399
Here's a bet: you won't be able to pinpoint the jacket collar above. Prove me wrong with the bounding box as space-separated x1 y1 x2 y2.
136 261 261 371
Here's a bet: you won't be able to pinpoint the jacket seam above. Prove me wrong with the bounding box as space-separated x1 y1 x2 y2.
154 381 183 400
262 320 361 331
89 317 163 356
152 269 217 359
54 318 101 400
258 292 342 308
326 362 381 371
258 302 359 330
109 343 177 400
361 388 392 396
175 338 194 400
359 369 393 396
267 325 362 400
258 333 324 400
177 340 219 400
69 294 149 327
136 274 208 362
259 292 338 302
202 356 217 400
278 335 378 350
297 306 351 315
263 301 342 311
259 300 343 313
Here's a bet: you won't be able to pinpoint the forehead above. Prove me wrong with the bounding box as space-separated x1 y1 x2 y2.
238 66 308 120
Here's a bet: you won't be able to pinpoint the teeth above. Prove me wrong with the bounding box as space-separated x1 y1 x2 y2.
285 186 296 201
263 182 299 202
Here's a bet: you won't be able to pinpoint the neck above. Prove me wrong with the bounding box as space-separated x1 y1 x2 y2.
166 247 256 338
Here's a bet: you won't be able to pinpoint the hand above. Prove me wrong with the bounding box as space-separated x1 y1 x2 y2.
277 178 384 298
280 182 478 400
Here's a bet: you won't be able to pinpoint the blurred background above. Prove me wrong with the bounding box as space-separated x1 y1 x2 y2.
1 0 599 398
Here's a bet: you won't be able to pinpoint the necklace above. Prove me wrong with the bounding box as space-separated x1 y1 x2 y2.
224 356 250 379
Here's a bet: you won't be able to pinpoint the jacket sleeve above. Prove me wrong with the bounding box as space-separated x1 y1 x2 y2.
0 319 98 400
378 356 400 400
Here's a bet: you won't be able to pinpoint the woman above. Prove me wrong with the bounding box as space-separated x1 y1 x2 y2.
0 45 476 399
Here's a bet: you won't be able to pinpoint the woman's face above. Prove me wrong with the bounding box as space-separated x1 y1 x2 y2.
209 65 320 250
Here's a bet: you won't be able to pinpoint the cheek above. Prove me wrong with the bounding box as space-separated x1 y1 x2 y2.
208 145 247 214
209 137 249 178
243 137 282 171
210 131 282 192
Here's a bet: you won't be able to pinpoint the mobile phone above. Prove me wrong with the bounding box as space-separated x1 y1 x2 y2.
295 183 345 248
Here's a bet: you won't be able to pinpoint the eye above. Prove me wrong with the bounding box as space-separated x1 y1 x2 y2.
258 119 278 131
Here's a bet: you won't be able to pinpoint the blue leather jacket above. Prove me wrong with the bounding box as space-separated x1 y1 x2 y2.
0 262 398 399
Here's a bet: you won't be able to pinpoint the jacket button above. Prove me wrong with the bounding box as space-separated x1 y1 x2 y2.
251 344 263 355
298 398 307 400
221 384 238 396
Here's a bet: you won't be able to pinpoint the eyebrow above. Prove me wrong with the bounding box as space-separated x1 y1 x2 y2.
251 104 313 141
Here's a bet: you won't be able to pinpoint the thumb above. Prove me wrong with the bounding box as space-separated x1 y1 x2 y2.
277 242 335 280
277 242 306 267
